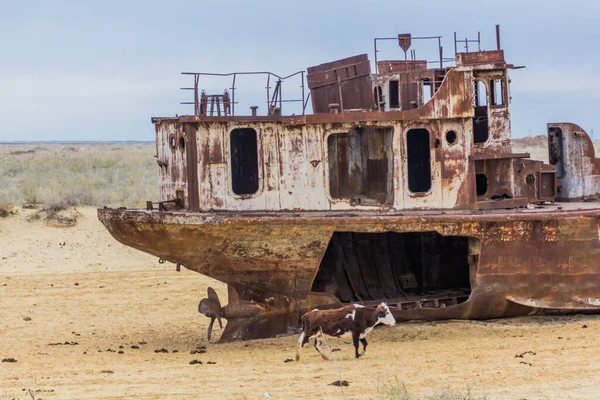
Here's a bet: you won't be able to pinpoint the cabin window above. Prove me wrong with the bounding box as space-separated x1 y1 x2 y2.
230 128 259 195
374 86 384 109
179 136 186 152
473 80 489 144
420 79 432 105
548 127 565 178
475 80 488 107
169 135 176 150
389 80 399 108
406 128 432 193
491 79 504 106
328 127 393 205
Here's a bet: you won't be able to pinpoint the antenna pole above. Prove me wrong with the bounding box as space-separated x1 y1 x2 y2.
496 24 501 50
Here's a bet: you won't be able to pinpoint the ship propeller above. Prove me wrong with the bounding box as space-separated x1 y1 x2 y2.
198 287 223 341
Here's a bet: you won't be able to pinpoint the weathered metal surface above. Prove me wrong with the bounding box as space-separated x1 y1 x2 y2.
98 206 600 341
307 54 374 113
101 26 600 342
376 60 428 73
456 50 505 66
548 123 600 201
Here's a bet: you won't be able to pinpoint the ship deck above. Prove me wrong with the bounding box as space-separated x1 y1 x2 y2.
101 200 600 222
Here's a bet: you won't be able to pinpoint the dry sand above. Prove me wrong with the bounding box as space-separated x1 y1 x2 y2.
1 207 600 400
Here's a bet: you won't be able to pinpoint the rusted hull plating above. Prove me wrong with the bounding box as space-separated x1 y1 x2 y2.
98 206 600 341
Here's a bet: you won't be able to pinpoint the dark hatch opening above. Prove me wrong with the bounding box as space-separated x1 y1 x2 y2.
473 80 489 144
231 128 259 195
311 232 477 309
407 128 432 193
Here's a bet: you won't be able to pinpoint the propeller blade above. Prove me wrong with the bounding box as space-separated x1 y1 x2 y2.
199 287 224 341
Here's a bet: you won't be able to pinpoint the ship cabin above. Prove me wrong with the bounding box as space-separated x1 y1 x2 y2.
153 27 598 218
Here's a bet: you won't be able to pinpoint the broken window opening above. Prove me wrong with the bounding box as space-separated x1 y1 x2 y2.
311 232 476 308
230 128 259 195
328 127 394 205
389 80 399 109
475 80 488 107
406 128 432 193
491 79 505 106
373 86 384 109
476 173 488 196
179 136 186 152
420 79 432 105
473 79 489 144
548 127 565 178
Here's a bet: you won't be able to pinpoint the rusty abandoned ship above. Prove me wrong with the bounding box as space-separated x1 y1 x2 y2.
98 26 600 341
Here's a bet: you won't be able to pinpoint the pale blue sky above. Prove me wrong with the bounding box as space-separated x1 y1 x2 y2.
1 0 599 141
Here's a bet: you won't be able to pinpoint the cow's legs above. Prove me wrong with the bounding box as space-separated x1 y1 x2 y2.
314 334 330 360
295 331 307 361
360 338 368 354
352 331 361 359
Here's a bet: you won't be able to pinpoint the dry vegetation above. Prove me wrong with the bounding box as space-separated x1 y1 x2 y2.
0 143 157 209
1 138 599 212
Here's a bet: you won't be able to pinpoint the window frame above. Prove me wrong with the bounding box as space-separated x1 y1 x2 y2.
228 127 262 197
404 127 433 196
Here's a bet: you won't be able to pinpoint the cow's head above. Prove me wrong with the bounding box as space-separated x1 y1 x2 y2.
376 302 396 326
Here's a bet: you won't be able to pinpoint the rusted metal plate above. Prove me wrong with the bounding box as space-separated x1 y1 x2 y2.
397 34 412 53
98 207 600 341
376 60 427 73
456 50 505 66
307 54 375 113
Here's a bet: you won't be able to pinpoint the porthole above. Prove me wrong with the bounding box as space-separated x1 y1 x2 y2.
169 136 176 150
525 174 536 185
446 130 457 144
179 136 186 152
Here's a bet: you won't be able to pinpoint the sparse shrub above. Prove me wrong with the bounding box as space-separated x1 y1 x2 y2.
0 201 12 218
425 387 488 400
381 377 411 400
0 143 158 208
377 377 488 400
28 202 81 227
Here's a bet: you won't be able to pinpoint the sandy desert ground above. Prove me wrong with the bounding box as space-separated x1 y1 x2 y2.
1 207 600 400
2 139 600 399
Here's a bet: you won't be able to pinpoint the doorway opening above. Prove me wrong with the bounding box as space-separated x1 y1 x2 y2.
407 128 432 193
473 80 489 143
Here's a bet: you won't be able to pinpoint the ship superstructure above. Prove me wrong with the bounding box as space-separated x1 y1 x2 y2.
99 26 600 341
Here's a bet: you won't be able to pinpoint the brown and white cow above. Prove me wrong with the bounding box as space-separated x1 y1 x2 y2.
295 303 396 361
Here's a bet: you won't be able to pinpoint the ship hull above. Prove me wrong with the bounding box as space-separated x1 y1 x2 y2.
98 206 600 341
